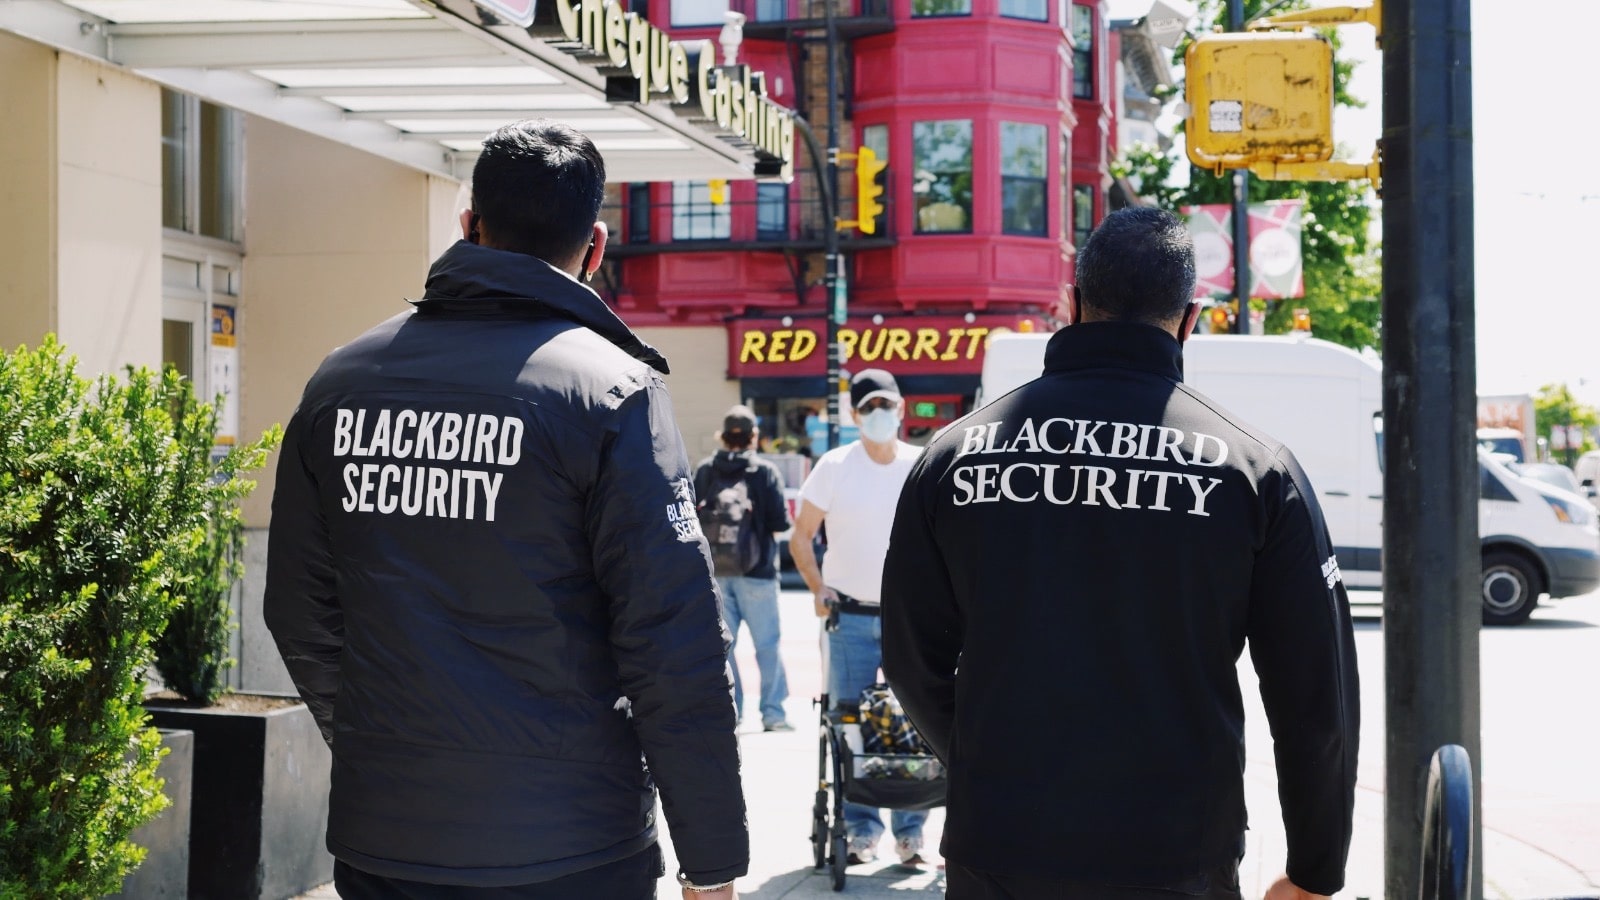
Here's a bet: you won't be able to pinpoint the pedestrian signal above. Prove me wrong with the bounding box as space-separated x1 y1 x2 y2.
1185 31 1335 172
855 146 887 236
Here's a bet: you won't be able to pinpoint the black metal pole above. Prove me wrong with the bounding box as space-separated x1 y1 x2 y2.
822 0 843 450
1381 0 1481 896
1228 0 1250 334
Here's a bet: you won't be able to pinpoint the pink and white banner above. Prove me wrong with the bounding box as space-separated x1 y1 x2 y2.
1184 199 1306 300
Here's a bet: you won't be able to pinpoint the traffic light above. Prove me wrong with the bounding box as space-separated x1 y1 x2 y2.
1292 308 1312 332
1207 303 1234 333
855 146 887 235
707 179 728 206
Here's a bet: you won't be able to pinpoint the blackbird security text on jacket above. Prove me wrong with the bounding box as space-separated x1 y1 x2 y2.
331 406 524 521
951 417 1226 516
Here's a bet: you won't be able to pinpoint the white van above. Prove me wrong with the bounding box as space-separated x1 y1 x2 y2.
979 331 1600 625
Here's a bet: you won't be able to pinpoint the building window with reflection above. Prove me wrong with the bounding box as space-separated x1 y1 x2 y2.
1073 183 1095 248
912 0 970 17
912 120 972 234
1001 0 1047 22
1001 123 1047 236
1071 4 1095 100
672 0 728 26
1060 128 1073 241
627 184 651 243
672 181 731 240
756 183 789 240
162 89 241 244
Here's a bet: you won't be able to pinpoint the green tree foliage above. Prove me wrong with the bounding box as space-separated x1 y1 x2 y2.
1534 383 1599 455
1112 0 1382 350
0 337 277 897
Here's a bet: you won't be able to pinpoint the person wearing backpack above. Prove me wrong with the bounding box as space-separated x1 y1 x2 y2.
694 405 795 732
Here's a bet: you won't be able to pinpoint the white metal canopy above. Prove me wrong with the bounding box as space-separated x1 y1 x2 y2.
0 0 769 181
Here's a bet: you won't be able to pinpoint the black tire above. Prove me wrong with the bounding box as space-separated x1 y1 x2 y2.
811 788 828 870
830 834 848 891
1481 550 1540 626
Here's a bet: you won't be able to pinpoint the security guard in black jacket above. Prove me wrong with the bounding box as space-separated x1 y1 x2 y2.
265 121 745 900
882 208 1358 900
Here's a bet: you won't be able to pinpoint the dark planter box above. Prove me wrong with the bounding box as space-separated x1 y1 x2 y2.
112 728 194 899
146 695 333 900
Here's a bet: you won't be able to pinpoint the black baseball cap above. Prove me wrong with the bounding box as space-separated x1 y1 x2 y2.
723 404 758 438
849 369 902 409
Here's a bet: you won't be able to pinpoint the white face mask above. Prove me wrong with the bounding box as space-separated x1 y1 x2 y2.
858 408 901 444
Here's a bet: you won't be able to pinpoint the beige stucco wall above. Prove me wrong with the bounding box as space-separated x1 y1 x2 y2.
53 53 161 376
0 34 55 350
0 37 160 375
634 326 740 462
239 117 460 526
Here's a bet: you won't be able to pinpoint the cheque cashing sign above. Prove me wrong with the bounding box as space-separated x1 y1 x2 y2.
728 316 1043 378
531 0 796 180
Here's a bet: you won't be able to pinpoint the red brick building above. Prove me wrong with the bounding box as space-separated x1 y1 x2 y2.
599 0 1117 454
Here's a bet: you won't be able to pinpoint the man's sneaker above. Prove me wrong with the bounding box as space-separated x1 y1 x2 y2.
846 837 877 865
763 720 795 732
894 836 925 867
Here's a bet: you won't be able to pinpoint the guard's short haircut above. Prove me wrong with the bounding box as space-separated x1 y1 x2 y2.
1074 207 1197 326
470 120 606 264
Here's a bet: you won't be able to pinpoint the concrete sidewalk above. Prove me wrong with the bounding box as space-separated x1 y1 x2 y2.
300 593 1600 899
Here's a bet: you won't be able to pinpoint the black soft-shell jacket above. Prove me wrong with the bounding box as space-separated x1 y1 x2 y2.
264 241 747 887
693 451 792 579
882 322 1359 895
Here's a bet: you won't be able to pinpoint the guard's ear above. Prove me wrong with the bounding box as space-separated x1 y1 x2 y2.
461 209 480 243
1178 302 1202 343
1066 285 1082 326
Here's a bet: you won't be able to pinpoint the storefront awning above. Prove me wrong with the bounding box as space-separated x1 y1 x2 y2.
1 0 789 182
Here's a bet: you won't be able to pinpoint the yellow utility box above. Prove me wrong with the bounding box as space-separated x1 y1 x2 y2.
1185 31 1335 172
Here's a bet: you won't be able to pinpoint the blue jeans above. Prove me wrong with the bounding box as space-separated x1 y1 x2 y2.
716 575 789 727
827 609 928 846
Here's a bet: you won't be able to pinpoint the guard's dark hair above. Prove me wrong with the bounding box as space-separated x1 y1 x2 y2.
470 119 606 265
1074 207 1197 325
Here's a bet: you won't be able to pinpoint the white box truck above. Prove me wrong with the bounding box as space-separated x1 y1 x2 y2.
979 332 1600 625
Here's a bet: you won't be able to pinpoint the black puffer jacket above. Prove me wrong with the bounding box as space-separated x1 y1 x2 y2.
693 450 791 579
883 322 1358 895
265 241 746 887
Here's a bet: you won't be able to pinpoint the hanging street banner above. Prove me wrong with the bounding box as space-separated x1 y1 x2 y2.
1184 199 1306 300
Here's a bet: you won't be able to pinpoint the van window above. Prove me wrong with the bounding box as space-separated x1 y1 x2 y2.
1480 464 1518 502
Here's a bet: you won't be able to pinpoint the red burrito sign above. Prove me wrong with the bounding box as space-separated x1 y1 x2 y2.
727 315 1047 378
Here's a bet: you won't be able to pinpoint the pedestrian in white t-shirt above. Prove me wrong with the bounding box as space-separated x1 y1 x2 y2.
790 368 929 867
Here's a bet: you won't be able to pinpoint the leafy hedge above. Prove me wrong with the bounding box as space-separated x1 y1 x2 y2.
0 337 276 897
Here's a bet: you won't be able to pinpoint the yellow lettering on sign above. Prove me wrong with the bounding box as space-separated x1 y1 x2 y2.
940 328 966 361
769 329 792 362
838 328 859 362
740 330 768 363
856 328 888 362
788 329 818 362
911 328 942 361
964 327 990 359
627 13 649 81
883 329 913 361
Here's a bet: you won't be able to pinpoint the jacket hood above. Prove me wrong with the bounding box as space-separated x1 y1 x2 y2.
414 240 670 374
710 449 758 475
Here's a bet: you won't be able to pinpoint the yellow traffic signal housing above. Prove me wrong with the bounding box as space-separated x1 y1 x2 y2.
855 146 888 235
1185 31 1335 172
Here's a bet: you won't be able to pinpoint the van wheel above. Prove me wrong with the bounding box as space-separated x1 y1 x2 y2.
1481 551 1539 626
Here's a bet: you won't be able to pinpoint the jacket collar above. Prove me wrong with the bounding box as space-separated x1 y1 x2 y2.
411 240 671 374
1042 321 1185 383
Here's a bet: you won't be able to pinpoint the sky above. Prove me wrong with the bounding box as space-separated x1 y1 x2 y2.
1109 0 1600 405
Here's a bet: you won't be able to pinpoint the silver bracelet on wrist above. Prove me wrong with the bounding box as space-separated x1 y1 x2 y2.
675 871 735 892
